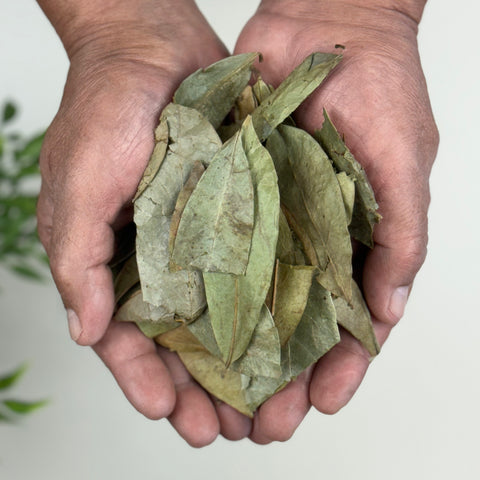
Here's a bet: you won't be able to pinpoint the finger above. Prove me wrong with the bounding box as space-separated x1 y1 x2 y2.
48 207 117 346
44 153 131 346
309 326 374 414
215 400 252 441
36 184 54 253
362 161 431 328
93 321 176 419
158 348 220 448
249 368 312 444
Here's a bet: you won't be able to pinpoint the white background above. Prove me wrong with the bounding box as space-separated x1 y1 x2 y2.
1 1 479 479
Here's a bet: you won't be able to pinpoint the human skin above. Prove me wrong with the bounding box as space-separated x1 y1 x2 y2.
36 0 438 446
233 0 439 444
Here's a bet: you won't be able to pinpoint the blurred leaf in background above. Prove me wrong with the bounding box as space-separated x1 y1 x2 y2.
0 100 48 283
0 101 49 423
0 364 48 423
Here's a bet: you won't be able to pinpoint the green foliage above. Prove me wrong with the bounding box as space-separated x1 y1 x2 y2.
0 364 48 423
0 100 48 282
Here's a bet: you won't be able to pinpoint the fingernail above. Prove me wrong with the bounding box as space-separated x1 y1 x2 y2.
389 286 410 321
67 309 82 341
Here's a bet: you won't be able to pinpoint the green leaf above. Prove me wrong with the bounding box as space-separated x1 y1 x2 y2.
252 52 341 141
0 410 13 422
333 279 380 357
3 101 16 123
171 130 254 275
16 132 45 159
134 103 221 316
203 116 280 365
315 109 381 247
10 264 44 281
281 280 340 379
2 399 48 415
174 53 259 129
267 126 353 301
0 364 28 390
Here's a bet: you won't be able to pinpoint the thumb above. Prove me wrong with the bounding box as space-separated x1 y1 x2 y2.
41 175 122 346
50 214 116 346
362 163 430 329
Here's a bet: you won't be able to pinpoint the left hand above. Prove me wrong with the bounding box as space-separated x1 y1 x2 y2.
233 0 439 444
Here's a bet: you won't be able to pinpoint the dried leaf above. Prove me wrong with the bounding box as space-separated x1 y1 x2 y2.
252 52 341 141
315 109 381 247
281 280 340 379
174 53 259 129
171 131 254 275
336 171 356 225
333 279 380 357
234 85 257 123
231 305 281 378
115 289 185 338
216 85 258 142
252 76 273 104
168 160 205 270
157 326 254 416
133 116 168 201
267 126 352 301
203 117 280 365
242 374 288 414
113 254 140 304
276 209 306 265
157 322 284 417
188 306 282 379
272 262 317 346
134 103 221 316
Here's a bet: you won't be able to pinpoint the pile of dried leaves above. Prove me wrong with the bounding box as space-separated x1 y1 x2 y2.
111 52 381 417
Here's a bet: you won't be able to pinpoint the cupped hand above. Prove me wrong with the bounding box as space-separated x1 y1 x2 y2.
234 0 439 443
36 3 260 446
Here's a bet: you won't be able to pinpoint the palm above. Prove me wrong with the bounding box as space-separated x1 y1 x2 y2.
37 23 236 446
234 8 438 436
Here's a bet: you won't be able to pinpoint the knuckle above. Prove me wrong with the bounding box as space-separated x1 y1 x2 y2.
49 255 72 288
401 232 428 271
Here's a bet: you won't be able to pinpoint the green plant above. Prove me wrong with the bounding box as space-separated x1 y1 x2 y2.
0 364 48 422
1 101 49 423
0 100 48 281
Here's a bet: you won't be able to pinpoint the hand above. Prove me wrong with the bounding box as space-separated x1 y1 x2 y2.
234 0 439 443
36 0 258 447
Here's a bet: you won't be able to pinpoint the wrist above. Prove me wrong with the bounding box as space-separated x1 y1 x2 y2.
258 0 427 28
36 0 199 60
